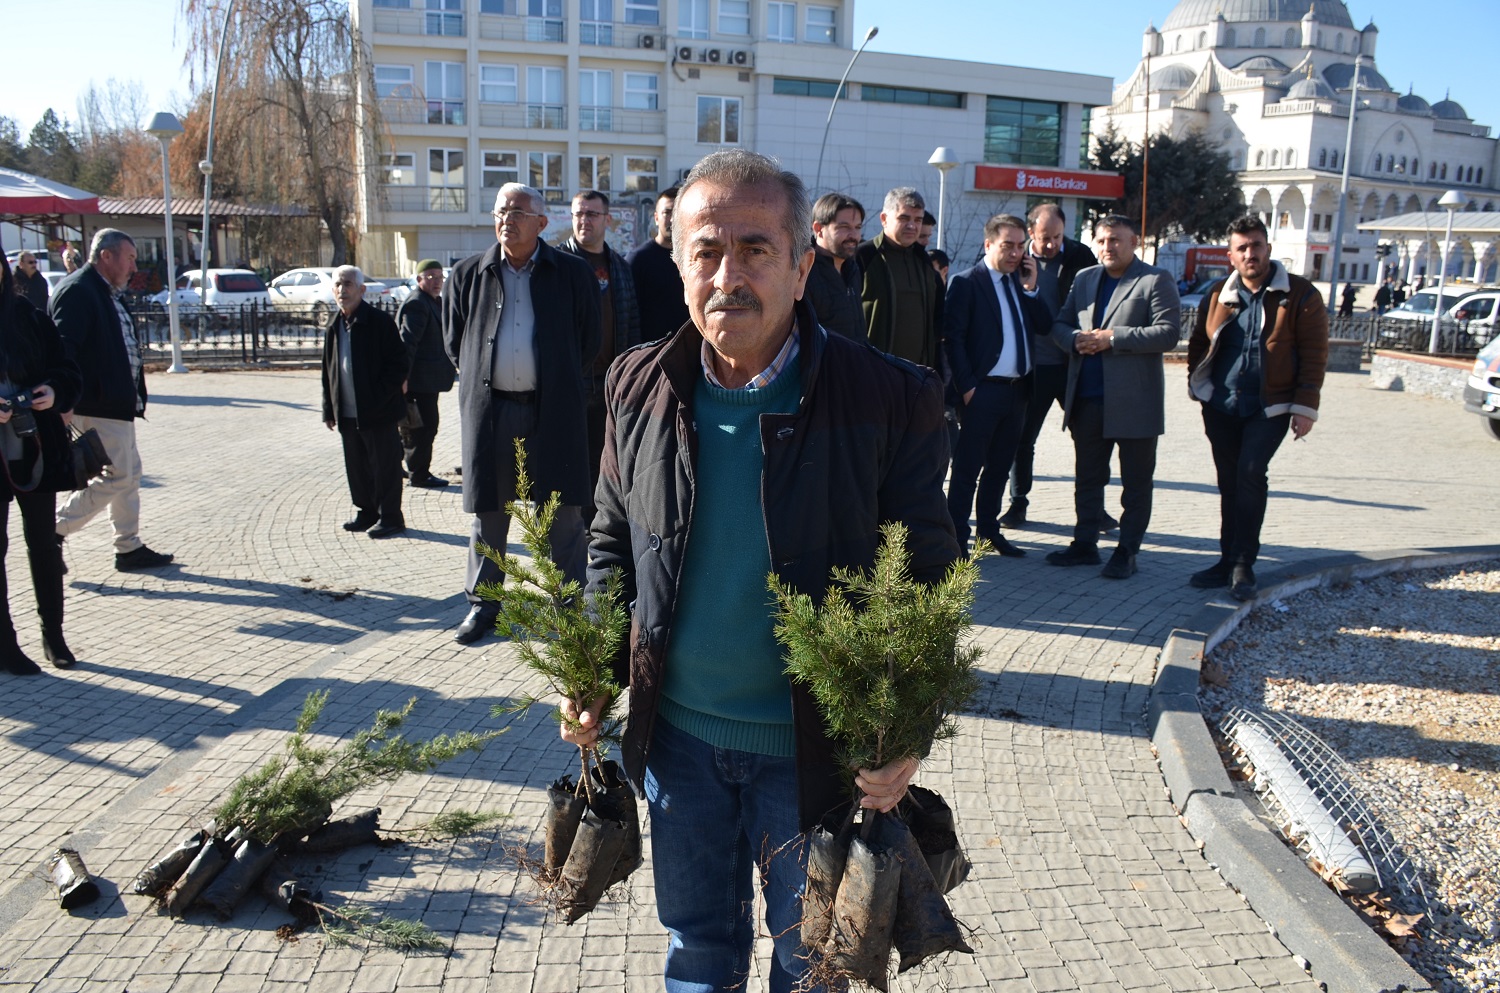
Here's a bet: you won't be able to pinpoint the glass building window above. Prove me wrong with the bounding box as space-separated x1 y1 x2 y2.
425 62 465 124
379 152 415 184
804 5 835 43
624 0 658 24
864 85 963 109
625 156 658 192
480 65 518 103
579 154 612 191
482 150 519 189
766 1 794 41
772 77 845 98
719 0 749 34
375 65 415 99
425 0 463 36
624 72 659 110
983 95 1061 166
697 96 741 143
680 0 708 38
528 150 565 202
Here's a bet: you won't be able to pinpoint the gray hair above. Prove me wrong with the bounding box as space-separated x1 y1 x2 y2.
89 228 135 263
672 149 811 264
333 264 365 286
494 183 547 215
882 187 925 215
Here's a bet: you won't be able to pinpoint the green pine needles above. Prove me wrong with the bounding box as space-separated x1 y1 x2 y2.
214 690 504 845
483 442 630 785
769 523 983 781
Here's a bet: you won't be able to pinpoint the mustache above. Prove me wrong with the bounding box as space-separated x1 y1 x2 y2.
704 288 761 313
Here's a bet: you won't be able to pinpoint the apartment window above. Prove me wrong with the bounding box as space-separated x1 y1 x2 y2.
429 147 465 210
866 85 963 109
679 0 708 38
379 152 415 184
766 1 794 41
482 150 520 189
983 95 1060 166
528 150 565 202
624 0 658 25
1078 106 1092 164
772 77 844 98
697 96 740 143
528 0 565 41
580 0 614 44
374 64 415 99
804 5 835 44
527 66 564 127
374 0 411 7
480 65 518 103
625 155 658 192
719 0 749 35
480 0 513 11
579 154 612 191
425 0 463 35
624 72 659 110
580 69 613 130
425 62 465 124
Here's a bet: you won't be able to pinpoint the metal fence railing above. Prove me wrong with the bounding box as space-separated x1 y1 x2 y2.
128 299 403 367
1175 305 1492 359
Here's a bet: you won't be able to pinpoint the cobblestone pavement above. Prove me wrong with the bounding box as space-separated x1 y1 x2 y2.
0 366 1494 993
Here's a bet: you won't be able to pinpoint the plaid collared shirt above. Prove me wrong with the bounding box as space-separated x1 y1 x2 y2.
700 326 800 390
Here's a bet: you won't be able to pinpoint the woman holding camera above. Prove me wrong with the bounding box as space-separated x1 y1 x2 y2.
0 255 81 675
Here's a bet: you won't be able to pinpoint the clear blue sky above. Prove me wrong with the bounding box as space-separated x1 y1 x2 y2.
5 0 1497 147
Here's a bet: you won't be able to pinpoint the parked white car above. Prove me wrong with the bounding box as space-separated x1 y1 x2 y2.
1447 291 1500 348
159 269 272 309
267 268 388 323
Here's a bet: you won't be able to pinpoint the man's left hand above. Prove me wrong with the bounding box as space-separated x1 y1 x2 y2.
1292 414 1314 439
855 756 919 813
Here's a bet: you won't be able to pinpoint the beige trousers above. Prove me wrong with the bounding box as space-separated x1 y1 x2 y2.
55 415 144 554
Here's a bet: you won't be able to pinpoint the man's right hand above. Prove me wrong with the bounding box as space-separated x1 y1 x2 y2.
963 388 975 405
559 693 612 747
324 419 335 431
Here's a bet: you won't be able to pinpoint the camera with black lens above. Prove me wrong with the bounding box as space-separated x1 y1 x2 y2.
3 389 37 438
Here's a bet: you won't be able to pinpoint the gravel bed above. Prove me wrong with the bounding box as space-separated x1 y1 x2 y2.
1200 559 1500 993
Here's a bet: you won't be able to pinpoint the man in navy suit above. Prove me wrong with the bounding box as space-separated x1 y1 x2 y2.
942 213 1050 557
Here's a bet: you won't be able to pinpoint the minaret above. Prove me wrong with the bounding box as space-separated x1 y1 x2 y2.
1301 4 1317 49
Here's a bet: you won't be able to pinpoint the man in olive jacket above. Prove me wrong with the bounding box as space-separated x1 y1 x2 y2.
444 183 600 644
321 267 408 539
1186 215 1328 601
561 150 958 993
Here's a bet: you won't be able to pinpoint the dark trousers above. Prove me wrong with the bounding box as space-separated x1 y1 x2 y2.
1069 397 1157 553
338 418 404 526
400 391 441 480
465 397 588 604
1201 404 1291 567
585 375 608 520
947 378 1029 546
1 487 64 643
1007 362 1069 510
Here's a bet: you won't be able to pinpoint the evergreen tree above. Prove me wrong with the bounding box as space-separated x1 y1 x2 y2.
1087 124 1246 250
25 109 81 184
0 117 24 170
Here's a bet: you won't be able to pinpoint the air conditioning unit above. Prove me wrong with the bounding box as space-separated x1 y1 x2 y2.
730 49 748 66
676 45 693 61
638 33 655 48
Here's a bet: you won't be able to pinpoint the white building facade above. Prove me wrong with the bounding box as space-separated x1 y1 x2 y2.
350 0 1113 273
1092 0 1500 286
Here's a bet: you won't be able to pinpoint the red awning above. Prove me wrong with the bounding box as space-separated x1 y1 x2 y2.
0 167 101 217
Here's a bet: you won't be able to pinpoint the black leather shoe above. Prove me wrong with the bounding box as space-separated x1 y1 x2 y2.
1099 512 1120 533
1230 564 1258 602
411 476 450 489
1100 548 1138 579
342 513 378 533
986 533 1027 558
1045 542 1101 567
2 645 41 676
41 629 76 669
1190 561 1232 589
454 606 499 645
367 522 407 539
115 545 174 571
998 506 1028 529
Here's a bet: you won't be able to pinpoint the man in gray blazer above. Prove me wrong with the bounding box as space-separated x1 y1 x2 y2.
1045 215 1180 579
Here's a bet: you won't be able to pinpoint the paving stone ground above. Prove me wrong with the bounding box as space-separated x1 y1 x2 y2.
0 364 1494 992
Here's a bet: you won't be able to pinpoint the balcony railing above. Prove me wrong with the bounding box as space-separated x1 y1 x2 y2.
378 185 468 213
526 104 567 129
578 20 666 49
371 8 468 37
478 13 566 42
579 107 665 134
427 100 466 125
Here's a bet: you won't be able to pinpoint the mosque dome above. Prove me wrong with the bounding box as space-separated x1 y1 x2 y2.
1162 0 1354 32
1396 91 1431 115
1286 75 1335 100
1431 98 1470 121
1149 64 1198 90
1323 61 1393 93
1233 55 1290 72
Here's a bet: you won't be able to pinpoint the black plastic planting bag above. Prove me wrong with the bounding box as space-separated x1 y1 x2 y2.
900 785 971 895
803 807 855 949
820 834 900 991
297 809 382 853
544 759 641 923
133 825 212 897
199 837 281 920
871 813 973 973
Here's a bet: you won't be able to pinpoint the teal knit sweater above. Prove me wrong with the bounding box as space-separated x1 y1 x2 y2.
658 358 802 756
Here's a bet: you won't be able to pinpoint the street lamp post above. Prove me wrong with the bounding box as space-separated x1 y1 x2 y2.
1429 189 1467 354
813 25 878 193
1327 53 1362 316
200 0 239 346
927 147 959 252
146 111 188 375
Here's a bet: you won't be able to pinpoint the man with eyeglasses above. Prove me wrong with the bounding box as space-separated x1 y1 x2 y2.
559 190 642 509
13 253 49 312
444 184 601 645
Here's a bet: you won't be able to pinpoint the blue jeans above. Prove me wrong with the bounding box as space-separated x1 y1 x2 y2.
644 718 813 993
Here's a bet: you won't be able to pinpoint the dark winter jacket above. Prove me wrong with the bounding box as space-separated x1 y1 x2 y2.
48 264 146 421
14 270 49 313
559 235 645 360
396 289 455 394
320 301 408 427
587 299 961 830
802 245 866 343
0 298 82 497
443 239 601 512
856 233 942 369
